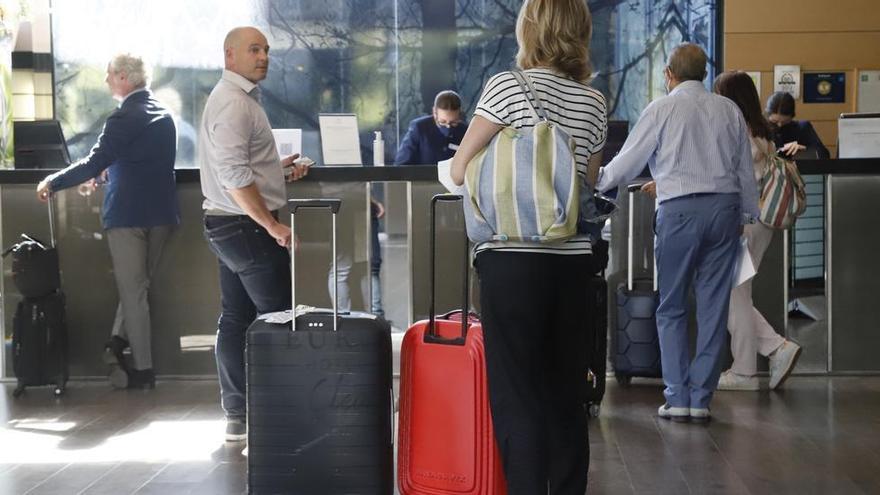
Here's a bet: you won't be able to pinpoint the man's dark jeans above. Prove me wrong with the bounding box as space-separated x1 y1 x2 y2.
204 214 291 420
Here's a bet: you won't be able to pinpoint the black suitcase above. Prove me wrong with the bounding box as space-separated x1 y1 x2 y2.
12 293 69 397
614 184 662 386
5 198 69 398
247 199 393 495
3 234 61 298
585 275 608 417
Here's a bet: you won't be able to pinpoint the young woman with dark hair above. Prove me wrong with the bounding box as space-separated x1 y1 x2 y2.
713 72 802 391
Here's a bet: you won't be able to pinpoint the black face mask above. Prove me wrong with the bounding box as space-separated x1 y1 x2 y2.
436 124 453 138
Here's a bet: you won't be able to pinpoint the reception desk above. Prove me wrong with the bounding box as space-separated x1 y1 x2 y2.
1 159 878 379
0 166 457 379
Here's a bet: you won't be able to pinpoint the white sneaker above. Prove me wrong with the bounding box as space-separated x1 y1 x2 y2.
689 407 711 423
717 370 759 391
657 403 689 422
769 340 802 390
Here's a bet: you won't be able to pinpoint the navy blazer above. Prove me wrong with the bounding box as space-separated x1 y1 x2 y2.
50 90 180 229
394 115 468 165
773 120 830 159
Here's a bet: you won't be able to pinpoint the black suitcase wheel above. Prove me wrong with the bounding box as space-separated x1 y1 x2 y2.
615 374 632 387
53 386 65 397
12 384 25 398
587 403 601 418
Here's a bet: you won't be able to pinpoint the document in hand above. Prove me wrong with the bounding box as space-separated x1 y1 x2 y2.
437 158 465 195
732 237 757 289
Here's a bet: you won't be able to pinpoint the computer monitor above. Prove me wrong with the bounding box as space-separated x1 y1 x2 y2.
13 120 71 169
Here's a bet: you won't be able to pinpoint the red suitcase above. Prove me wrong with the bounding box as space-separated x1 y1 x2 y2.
397 194 507 495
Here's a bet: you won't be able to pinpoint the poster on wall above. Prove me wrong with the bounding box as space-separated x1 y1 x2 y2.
857 70 880 112
746 71 762 94
0 2 16 168
803 73 845 103
774 65 801 99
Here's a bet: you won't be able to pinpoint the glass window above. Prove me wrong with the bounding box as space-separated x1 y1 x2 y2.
52 0 718 168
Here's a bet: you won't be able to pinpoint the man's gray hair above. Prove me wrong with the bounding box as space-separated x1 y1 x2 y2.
666 43 707 82
109 53 151 89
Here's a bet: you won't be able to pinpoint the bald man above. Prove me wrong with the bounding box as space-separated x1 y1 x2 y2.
596 43 758 423
198 26 309 441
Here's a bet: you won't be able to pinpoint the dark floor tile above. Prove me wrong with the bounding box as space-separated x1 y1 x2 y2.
2 379 880 494
24 462 117 495
80 462 167 495
190 462 247 495
148 461 218 484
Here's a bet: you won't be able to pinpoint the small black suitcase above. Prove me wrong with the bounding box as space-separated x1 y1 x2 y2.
585 275 608 417
614 184 662 386
5 198 69 398
247 199 393 495
12 293 69 397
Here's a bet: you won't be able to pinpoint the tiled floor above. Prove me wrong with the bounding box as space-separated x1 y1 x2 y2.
1 376 879 494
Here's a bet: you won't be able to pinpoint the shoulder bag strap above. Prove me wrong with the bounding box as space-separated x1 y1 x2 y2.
511 70 547 123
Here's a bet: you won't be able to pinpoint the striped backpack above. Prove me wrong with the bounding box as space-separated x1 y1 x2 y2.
758 154 807 229
463 71 580 244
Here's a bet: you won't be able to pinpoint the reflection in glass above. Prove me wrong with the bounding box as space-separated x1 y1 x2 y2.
52 0 718 168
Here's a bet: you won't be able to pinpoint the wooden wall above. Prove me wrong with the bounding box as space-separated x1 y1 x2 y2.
724 0 880 157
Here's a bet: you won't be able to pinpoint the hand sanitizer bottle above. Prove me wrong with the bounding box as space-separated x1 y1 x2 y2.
373 131 385 167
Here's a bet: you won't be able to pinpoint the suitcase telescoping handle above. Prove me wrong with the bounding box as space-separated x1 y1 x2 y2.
426 194 469 346
625 182 657 292
288 198 343 331
3 197 57 257
47 196 57 248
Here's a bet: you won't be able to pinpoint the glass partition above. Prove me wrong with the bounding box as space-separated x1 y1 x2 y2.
52 0 720 168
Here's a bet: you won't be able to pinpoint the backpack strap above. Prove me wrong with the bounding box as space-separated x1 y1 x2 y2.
511 70 549 123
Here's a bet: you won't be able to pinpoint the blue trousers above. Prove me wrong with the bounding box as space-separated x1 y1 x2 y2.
204 214 291 420
655 193 740 409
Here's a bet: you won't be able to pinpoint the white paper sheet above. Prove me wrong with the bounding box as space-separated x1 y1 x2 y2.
733 237 757 289
318 114 362 165
271 128 302 159
437 158 465 195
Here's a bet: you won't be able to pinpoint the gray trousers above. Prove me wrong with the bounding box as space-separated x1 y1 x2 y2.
106 226 173 370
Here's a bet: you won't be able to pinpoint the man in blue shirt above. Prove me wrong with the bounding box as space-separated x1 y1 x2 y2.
395 90 468 165
36 53 179 390
596 43 759 423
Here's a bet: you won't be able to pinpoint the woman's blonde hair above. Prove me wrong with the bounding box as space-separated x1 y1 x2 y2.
515 0 593 82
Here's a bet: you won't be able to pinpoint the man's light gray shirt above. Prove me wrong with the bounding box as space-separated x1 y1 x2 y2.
596 80 759 220
198 70 285 214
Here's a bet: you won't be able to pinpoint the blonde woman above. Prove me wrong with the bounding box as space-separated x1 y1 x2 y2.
451 0 607 491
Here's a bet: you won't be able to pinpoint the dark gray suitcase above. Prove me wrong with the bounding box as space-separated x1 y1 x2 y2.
11 292 68 397
247 199 393 495
5 198 69 398
614 184 662 386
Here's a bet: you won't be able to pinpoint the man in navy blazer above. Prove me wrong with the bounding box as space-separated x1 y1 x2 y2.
395 90 468 165
37 53 179 390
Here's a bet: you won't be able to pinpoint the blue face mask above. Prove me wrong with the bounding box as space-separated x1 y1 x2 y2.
437 124 453 138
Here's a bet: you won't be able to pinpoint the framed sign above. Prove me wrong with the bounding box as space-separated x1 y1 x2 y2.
774 65 801 98
318 114 362 166
803 72 845 103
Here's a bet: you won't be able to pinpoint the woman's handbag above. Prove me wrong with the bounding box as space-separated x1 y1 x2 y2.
463 71 580 243
758 154 807 229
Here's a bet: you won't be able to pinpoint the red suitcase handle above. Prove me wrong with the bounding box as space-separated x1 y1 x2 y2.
426 194 470 346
